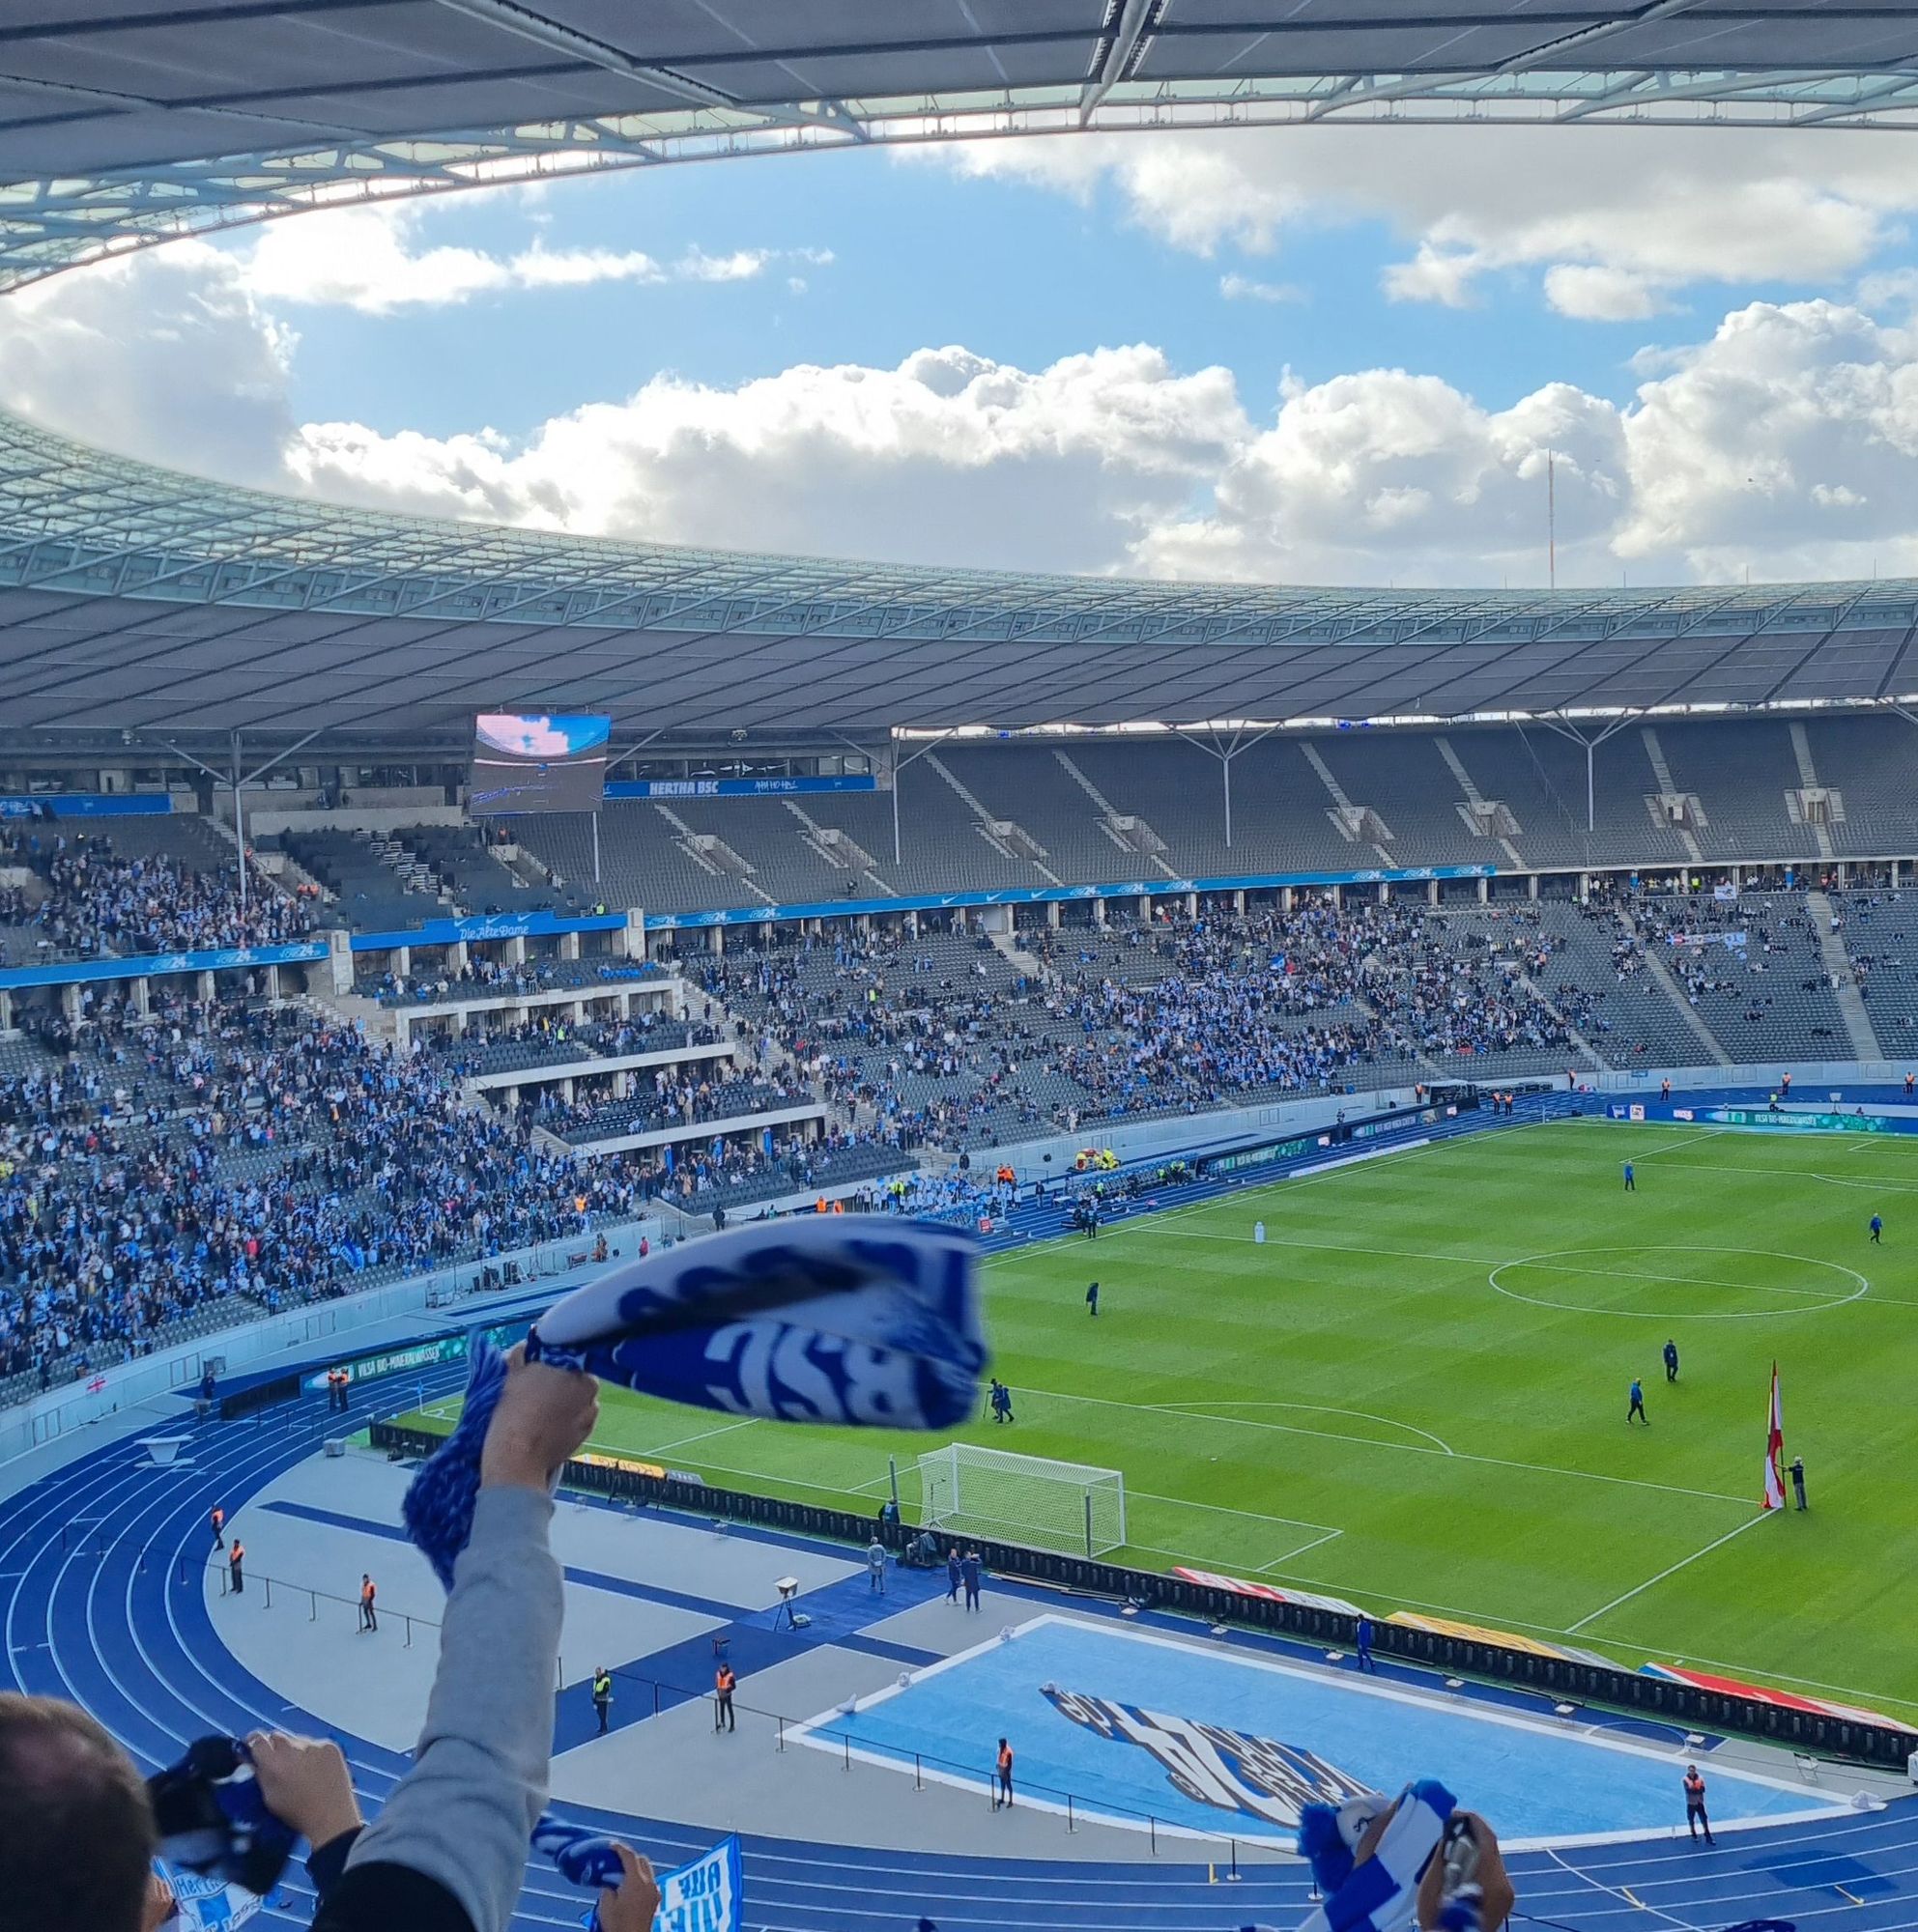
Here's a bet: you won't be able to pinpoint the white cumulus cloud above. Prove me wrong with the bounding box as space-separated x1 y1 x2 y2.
21 225 1918 591
1219 272 1303 304
932 127 1913 314
236 205 826 313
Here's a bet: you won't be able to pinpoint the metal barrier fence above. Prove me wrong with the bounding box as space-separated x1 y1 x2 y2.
370 1419 1914 1774
180 1538 1256 1866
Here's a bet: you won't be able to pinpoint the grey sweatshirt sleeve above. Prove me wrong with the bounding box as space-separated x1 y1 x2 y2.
345 1484 562 1932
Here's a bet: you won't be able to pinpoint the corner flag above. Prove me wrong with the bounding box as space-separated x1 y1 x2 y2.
1761 1361 1786 1512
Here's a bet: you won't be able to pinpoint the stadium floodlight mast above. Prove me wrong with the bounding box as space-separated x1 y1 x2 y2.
151 726 328 912
1176 724 1283 850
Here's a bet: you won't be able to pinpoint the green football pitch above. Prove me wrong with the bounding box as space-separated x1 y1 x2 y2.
395 1119 1918 1718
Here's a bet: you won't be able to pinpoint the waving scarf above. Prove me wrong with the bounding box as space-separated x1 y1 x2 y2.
400 1216 986 1910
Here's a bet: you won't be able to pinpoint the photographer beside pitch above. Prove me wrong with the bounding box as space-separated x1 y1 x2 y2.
0 1349 662 1932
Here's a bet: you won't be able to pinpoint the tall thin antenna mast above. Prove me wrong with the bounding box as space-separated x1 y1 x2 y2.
1548 449 1558 591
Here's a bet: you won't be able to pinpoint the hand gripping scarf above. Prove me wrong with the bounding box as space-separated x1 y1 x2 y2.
1230 1781 1464 1932
1292 1781 1459 1932
399 1216 986 1911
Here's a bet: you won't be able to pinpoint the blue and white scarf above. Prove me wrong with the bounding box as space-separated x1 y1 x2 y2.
1293 1779 1458 1932
399 1217 986 1908
405 1216 983 1586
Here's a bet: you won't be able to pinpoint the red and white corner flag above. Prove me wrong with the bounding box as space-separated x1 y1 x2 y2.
1761 1361 1787 1511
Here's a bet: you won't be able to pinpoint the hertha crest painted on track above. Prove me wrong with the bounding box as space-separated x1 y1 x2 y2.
1042 1688 1370 1826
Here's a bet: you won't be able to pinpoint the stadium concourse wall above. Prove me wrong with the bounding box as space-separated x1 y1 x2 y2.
367 1413 1916 1773
958 1085 1432 1179
0 1212 663 1465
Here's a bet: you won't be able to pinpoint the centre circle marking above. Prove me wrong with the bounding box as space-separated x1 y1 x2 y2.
1488 1244 1868 1320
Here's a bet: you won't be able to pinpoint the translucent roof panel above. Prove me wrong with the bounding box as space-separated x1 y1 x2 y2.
1 4 1917 287
2 411 1917 746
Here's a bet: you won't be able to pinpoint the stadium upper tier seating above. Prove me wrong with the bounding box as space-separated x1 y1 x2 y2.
497 712 1918 917
5 711 1914 952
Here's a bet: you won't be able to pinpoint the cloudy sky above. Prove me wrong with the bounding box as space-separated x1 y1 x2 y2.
9 127 1918 589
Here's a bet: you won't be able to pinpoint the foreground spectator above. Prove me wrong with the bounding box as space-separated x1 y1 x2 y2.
0 1350 659 1932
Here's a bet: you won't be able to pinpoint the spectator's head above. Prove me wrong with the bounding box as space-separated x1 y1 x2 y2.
0 1693 156 1932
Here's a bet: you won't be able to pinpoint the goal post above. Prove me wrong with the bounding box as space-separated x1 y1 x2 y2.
915 1442 1127 1558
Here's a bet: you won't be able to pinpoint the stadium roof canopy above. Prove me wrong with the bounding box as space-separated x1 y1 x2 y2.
6 4 1918 754
6 410 1918 752
3 1 1918 289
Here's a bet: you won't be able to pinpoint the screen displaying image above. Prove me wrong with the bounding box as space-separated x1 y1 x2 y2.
470 712 612 814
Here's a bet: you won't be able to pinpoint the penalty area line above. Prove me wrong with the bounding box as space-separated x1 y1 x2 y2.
1564 1512 1771 1635
1628 1125 1732 1161
1252 1527 1345 1573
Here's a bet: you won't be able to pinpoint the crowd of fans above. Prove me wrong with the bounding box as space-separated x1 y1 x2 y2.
0 994 703 1391
690 901 1599 1148
14 883 1918 1393
0 827 314 961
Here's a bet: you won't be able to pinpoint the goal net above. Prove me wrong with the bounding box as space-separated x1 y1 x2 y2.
915 1442 1127 1558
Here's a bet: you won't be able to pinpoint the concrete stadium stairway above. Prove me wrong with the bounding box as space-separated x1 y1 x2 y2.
1617 908 1734 1066
1807 889 1885 1062
1515 969 1607 1071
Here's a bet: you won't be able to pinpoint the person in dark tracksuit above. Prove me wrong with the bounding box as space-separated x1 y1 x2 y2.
1355 1614 1376 1673
946 1548 962 1604
1085 1281 1099 1317
1684 1765 1714 1844
1628 1378 1648 1425
1663 1338 1679 1383
1790 1457 1807 1510
960 1548 982 1612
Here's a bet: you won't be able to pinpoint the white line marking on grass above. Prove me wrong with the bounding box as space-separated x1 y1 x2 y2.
1650 1155 1918 1197
1252 1528 1345 1572
1631 1125 1732 1160
1153 1397 1454 1455
1133 1227 1505 1272
1026 1385 1755 1506
977 1125 1556 1278
644 1416 759 1459
1489 1246 1869 1320
1565 1512 1771 1635
1517 1259 1844 1300
1128 1487 1341 1538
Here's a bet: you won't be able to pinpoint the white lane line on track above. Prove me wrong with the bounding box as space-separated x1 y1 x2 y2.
1565 1513 1772 1635
1546 1848 1708 1932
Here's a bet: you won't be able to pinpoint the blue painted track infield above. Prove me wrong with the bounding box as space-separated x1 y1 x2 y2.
808 1614 1847 1850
